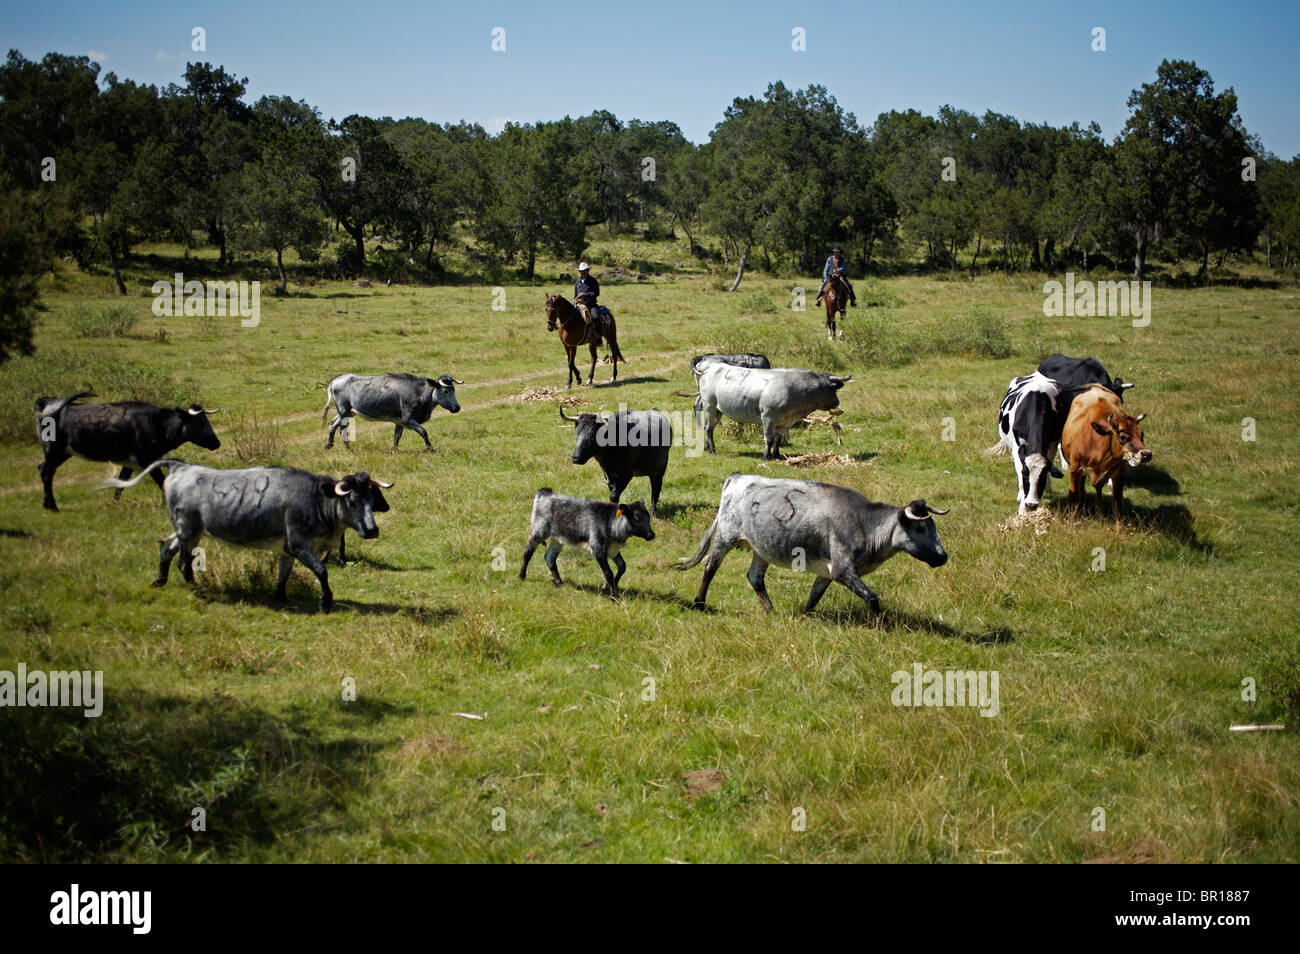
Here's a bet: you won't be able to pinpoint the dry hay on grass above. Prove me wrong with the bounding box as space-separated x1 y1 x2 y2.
763 451 861 469
997 508 1055 534
793 409 847 445
508 385 589 408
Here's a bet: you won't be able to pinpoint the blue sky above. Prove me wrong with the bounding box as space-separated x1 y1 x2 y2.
5 0 1298 155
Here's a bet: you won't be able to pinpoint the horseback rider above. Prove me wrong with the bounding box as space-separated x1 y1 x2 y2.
815 246 856 308
574 262 602 342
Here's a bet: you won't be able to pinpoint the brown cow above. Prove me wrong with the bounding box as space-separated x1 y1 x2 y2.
1060 385 1151 523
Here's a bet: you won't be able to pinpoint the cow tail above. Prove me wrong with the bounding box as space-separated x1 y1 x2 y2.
984 441 1008 456
100 458 183 491
321 383 335 427
675 515 718 570
35 389 93 419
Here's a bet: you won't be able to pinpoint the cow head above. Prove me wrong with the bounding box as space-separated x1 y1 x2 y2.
184 405 222 450
895 499 949 567
825 374 852 408
1016 438 1063 512
332 472 393 540
560 406 605 464
426 376 461 413
1091 411 1151 466
614 500 655 542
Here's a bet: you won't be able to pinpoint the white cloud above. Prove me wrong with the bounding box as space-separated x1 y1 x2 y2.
483 117 514 135
87 50 109 63
155 50 175 62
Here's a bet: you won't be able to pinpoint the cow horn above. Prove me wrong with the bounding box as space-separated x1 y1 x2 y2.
452 378 464 385
927 506 950 516
334 480 351 496
1135 413 1146 423
204 407 221 415
558 405 578 423
1119 381 1136 391
904 503 927 520
371 479 394 489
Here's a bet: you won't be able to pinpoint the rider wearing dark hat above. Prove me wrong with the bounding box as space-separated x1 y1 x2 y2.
815 246 856 307
574 261 602 342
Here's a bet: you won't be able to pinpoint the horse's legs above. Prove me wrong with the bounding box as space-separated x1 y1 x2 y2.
588 343 598 386
565 345 578 389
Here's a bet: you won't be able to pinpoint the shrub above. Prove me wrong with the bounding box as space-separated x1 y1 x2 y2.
69 303 138 339
736 290 777 314
229 410 286 466
0 350 199 443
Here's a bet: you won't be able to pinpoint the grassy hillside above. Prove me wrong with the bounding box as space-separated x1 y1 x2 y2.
1 247 1297 862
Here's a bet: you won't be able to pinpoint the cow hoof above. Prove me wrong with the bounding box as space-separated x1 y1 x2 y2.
691 600 707 611
319 600 333 613
150 578 166 588
868 600 881 615
43 502 58 512
325 442 333 450
550 578 563 587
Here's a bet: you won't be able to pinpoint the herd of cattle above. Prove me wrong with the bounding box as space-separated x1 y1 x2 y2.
31 349 1150 614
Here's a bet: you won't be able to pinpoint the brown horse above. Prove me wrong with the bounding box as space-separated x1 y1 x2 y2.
544 294 624 388
824 274 849 340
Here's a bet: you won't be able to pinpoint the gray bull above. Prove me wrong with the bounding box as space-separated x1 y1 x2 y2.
322 372 461 449
677 473 948 614
697 365 850 459
103 459 392 612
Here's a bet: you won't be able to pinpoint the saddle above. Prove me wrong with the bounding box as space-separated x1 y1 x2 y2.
578 301 610 345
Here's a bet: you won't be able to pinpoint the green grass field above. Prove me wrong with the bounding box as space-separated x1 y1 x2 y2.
2 245 1298 862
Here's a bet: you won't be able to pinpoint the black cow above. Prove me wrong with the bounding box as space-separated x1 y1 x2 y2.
559 405 671 516
1037 354 1134 401
34 391 221 511
519 489 655 599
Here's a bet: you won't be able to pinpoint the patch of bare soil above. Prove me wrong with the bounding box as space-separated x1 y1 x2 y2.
682 768 724 800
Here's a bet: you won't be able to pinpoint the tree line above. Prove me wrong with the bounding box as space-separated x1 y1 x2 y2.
1 49 1298 359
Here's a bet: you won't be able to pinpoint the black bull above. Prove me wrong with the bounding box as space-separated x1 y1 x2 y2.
559 405 671 516
34 391 221 511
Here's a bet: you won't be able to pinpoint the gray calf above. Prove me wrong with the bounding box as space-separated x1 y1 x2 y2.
323 372 461 449
104 459 392 612
519 489 655 598
677 473 948 614
697 365 850 459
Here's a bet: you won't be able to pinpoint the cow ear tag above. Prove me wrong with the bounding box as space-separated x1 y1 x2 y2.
615 508 623 517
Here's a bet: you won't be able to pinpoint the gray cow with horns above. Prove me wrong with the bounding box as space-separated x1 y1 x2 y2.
104 458 393 612
677 473 949 615
695 364 851 459
322 372 462 449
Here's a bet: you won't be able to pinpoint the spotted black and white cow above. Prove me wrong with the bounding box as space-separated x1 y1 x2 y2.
992 371 1080 513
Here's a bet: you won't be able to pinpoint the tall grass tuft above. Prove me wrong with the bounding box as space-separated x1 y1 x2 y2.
69 303 139 339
